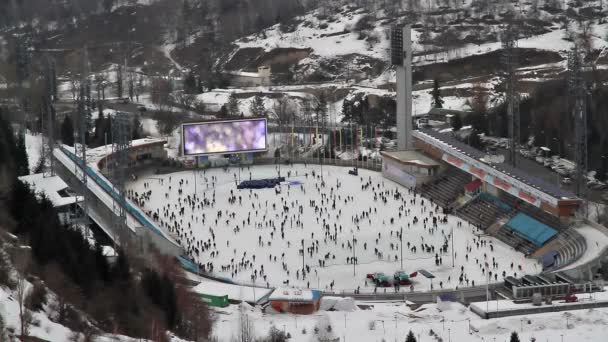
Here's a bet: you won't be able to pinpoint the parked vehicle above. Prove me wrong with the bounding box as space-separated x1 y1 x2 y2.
366 272 391 287
393 271 418 285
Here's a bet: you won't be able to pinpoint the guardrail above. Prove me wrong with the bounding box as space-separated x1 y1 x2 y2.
57 147 184 251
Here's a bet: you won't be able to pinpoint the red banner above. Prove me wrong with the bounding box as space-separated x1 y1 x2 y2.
470 167 486 179
518 191 537 204
493 178 511 191
447 156 463 167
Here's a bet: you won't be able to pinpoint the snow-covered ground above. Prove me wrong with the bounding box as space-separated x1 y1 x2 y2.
0 274 161 342
212 299 608 342
25 131 43 174
127 164 539 292
561 225 608 270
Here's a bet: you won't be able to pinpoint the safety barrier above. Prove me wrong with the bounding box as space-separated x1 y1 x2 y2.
58 147 177 245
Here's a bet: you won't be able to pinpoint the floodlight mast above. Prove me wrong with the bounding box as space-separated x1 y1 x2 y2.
391 24 413 151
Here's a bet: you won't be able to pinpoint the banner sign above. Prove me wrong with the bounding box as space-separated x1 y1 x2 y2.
442 153 541 207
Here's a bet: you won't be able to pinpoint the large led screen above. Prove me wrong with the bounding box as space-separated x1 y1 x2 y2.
182 118 268 156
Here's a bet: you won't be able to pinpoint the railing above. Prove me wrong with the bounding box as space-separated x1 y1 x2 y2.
58 147 180 247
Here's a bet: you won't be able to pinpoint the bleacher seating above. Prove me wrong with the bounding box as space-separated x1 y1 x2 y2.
498 195 566 231
549 230 587 270
456 193 513 230
505 213 558 246
494 225 538 256
418 168 470 208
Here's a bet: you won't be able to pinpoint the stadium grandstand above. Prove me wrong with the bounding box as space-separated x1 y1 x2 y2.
380 127 587 270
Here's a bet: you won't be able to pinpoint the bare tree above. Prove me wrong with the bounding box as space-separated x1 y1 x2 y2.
272 95 293 126
44 263 82 325
175 90 196 109
15 254 33 337
235 304 255 342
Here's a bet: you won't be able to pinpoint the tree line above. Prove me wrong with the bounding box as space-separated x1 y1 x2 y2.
0 112 212 340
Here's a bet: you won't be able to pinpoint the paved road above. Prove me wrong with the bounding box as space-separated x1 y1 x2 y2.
322 284 499 304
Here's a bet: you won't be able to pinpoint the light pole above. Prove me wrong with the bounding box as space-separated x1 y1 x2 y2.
301 239 305 275
451 227 455 267
352 233 356 276
400 227 403 270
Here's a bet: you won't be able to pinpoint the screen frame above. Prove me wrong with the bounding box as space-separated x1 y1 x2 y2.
181 117 269 157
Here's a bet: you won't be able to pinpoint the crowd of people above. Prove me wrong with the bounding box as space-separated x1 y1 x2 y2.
127 164 537 292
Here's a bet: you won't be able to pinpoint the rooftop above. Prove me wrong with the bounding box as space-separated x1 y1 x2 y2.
268 287 322 302
416 128 577 200
191 281 273 304
380 150 441 168
18 173 81 207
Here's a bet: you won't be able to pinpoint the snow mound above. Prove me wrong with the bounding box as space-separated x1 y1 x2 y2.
319 296 357 312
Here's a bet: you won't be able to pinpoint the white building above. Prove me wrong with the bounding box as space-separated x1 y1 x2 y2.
18 173 81 225
227 66 271 87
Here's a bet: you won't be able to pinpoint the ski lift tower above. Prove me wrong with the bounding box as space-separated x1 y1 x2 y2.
391 24 413 150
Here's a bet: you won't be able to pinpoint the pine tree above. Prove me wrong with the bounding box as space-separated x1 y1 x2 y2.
341 99 352 123
116 65 123 99
432 78 444 108
452 114 463 131
132 115 143 140
405 330 417 342
227 92 240 117
249 93 266 117
510 331 521 342
61 116 75 146
184 71 197 94
15 133 29 176
93 111 106 147
112 249 130 282
315 93 328 123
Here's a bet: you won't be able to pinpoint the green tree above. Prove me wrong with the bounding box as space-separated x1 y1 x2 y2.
183 71 197 94
131 115 143 140
15 133 29 176
510 331 521 342
249 93 266 117
226 92 240 117
116 65 123 99
314 92 328 123
452 114 463 131
431 79 444 108
405 330 417 342
61 116 75 146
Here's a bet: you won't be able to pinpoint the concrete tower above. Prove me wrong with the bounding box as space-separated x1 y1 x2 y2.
392 24 413 150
